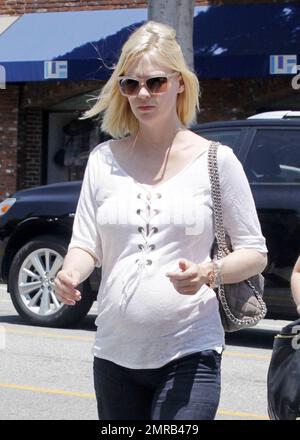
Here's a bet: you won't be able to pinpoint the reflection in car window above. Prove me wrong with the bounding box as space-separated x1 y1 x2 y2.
245 130 300 184
197 129 241 154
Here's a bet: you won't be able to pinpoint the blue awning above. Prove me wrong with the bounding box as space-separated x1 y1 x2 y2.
0 3 299 83
193 3 300 78
0 9 146 82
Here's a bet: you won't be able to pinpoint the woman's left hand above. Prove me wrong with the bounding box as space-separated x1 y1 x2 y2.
165 259 210 295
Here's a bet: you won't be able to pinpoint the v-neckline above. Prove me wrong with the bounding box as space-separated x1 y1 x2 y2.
107 140 212 191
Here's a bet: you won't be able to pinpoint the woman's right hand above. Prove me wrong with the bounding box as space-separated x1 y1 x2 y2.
54 269 82 306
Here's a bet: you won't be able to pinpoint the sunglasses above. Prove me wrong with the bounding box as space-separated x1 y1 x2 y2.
118 72 180 96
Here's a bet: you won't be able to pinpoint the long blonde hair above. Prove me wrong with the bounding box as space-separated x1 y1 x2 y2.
80 21 200 139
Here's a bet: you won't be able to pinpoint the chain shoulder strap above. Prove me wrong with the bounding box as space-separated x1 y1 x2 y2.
207 141 230 259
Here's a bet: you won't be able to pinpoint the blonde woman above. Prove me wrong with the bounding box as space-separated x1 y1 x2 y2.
54 21 268 420
291 256 300 315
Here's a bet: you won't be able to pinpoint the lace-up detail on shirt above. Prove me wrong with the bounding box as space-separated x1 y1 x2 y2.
120 190 161 309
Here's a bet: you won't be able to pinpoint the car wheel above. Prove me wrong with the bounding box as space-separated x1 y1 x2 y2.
8 234 95 327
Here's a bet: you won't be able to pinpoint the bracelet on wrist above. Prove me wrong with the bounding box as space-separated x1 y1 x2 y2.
207 260 222 289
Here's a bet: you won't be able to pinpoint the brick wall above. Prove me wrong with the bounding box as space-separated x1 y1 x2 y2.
0 0 147 14
22 80 103 109
198 77 297 122
0 86 18 200
16 108 43 192
0 0 296 15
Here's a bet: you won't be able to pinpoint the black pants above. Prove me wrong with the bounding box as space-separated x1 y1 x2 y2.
93 350 222 420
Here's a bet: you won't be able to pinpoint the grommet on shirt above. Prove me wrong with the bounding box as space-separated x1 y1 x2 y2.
136 208 159 222
137 226 144 232
151 226 158 233
146 259 152 265
156 193 162 199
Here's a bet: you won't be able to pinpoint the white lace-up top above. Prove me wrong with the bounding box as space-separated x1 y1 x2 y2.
68 140 268 369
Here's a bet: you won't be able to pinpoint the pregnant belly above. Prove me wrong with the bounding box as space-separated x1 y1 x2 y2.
97 269 212 336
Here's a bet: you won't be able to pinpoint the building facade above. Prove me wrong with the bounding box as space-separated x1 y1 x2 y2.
0 0 299 200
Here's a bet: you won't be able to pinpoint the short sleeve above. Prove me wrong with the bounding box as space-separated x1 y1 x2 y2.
217 145 268 254
67 152 103 268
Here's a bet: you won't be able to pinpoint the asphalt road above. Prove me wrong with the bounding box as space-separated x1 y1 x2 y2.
0 284 292 420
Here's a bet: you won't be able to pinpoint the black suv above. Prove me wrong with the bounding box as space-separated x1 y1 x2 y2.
1 111 299 327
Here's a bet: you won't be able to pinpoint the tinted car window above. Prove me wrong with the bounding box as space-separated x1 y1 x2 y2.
199 129 242 154
245 129 300 184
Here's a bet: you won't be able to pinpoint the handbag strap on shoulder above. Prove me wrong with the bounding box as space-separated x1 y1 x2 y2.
208 141 230 259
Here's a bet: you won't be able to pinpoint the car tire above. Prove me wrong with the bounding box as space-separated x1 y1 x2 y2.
8 234 95 327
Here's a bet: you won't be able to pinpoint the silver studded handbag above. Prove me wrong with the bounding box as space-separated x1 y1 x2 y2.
208 141 267 332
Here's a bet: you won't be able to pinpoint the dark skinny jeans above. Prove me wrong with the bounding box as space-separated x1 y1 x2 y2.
93 349 222 420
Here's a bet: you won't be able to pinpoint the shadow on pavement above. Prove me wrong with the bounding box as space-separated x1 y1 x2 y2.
225 328 278 350
0 309 282 347
0 315 28 325
69 313 97 331
0 313 97 332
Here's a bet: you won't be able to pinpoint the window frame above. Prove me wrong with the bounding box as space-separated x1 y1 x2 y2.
244 126 300 186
